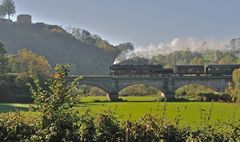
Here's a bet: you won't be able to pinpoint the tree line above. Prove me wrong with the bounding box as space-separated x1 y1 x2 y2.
69 27 134 52
121 50 239 67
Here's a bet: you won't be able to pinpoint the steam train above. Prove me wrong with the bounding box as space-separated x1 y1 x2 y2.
109 64 240 76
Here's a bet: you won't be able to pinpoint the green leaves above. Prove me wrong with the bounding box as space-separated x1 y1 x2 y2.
229 69 240 102
0 0 16 19
10 49 52 80
28 64 83 141
0 42 9 76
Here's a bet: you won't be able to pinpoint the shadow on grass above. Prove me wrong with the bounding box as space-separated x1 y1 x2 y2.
0 104 30 113
82 98 191 103
77 103 106 107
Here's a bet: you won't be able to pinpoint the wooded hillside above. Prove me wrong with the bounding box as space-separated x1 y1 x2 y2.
0 18 132 74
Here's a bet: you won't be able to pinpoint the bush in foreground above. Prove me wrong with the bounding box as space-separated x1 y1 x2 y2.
0 112 240 142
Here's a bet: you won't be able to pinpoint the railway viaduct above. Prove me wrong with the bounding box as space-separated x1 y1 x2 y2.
69 75 232 101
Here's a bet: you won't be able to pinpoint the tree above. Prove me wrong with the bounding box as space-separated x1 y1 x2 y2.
237 57 240 64
227 68 240 102
0 0 16 19
70 27 95 45
190 56 205 65
70 27 117 51
217 52 237 64
9 49 51 79
0 5 6 18
0 42 9 75
167 50 194 65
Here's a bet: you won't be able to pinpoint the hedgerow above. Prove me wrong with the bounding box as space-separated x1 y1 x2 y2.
1 112 240 142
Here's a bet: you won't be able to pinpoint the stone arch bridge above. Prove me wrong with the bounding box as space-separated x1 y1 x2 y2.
68 75 232 101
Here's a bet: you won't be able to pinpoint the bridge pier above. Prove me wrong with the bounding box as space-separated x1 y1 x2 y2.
107 91 120 102
164 91 176 101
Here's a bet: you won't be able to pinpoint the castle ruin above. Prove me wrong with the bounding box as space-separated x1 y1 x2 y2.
17 14 32 25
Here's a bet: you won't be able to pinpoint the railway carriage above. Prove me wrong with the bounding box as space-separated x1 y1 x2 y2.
109 64 164 76
206 64 240 76
174 65 205 76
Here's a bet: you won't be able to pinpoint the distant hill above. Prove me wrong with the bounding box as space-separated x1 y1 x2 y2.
0 16 133 75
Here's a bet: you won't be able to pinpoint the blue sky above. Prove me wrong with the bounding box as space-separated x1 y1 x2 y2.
9 0 240 46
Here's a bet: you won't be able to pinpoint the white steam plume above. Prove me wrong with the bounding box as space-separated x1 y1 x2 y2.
114 37 238 64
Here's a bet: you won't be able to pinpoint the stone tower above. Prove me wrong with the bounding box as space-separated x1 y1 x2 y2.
17 14 32 25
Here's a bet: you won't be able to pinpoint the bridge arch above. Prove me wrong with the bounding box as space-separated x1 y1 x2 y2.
171 78 229 93
174 83 225 101
118 83 164 92
174 83 219 93
78 83 110 94
118 83 166 98
78 85 108 96
78 84 117 101
116 77 170 92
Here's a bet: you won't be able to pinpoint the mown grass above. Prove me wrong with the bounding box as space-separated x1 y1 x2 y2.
78 102 240 127
1 96 240 127
80 95 162 102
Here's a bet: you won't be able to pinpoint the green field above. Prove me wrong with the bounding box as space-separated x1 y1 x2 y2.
1 96 240 127
80 102 240 126
80 95 162 102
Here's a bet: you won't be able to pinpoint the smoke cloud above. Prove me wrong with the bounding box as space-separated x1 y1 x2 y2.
114 37 239 64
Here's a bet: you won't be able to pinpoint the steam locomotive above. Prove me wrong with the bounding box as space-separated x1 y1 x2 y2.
109 64 240 76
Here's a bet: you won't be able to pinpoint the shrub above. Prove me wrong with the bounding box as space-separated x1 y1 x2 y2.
0 112 36 141
28 64 82 141
75 112 95 142
189 123 240 141
93 112 123 141
0 107 240 141
197 93 220 102
124 114 189 142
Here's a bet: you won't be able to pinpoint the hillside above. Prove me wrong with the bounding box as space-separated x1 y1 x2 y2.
0 17 129 75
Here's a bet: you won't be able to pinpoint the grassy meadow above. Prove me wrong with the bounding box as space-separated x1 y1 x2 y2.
1 96 240 127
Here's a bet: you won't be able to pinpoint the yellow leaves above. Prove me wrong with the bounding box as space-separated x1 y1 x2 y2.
232 68 240 84
53 73 62 79
15 48 52 78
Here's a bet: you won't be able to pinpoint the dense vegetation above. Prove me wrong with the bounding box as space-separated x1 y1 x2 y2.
0 42 8 75
1 110 240 141
0 41 53 102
